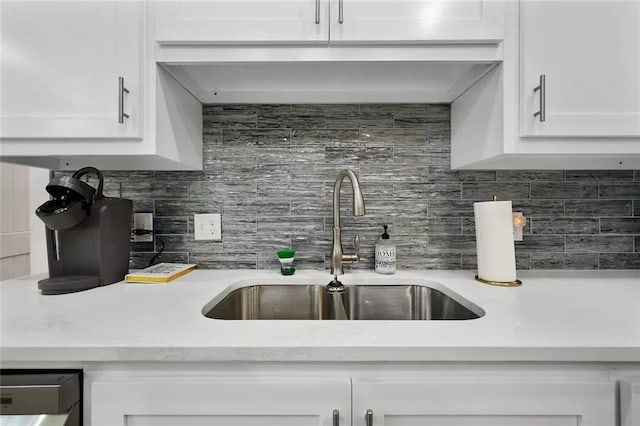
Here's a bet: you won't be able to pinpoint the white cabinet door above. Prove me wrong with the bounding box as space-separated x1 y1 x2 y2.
0 1 142 139
620 380 640 426
520 0 640 137
329 0 504 44
91 376 351 426
154 0 502 45
154 0 329 44
353 379 615 426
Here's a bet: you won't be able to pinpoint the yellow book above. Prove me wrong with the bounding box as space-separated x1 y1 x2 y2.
125 263 197 283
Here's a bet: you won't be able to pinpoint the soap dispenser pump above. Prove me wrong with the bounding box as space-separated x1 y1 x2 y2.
375 225 396 274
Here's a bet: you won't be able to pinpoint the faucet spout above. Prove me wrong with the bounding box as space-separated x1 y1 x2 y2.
327 275 349 320
333 169 366 228
330 169 366 276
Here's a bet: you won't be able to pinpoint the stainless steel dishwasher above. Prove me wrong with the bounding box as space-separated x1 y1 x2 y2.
0 372 81 426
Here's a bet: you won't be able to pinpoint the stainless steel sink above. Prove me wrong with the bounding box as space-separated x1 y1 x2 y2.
203 284 484 320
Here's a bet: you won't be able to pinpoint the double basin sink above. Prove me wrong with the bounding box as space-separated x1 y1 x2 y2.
203 282 484 321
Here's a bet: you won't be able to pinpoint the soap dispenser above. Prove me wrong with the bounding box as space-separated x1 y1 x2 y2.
375 225 396 274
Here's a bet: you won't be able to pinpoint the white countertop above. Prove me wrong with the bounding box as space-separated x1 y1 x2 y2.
1 269 639 363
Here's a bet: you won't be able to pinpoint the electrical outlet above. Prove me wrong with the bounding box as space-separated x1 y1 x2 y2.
133 213 153 242
194 213 221 241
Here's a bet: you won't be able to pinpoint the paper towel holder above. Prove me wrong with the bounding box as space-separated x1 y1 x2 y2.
474 194 523 288
475 275 522 287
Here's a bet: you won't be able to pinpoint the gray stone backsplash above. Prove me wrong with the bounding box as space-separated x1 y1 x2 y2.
63 104 640 271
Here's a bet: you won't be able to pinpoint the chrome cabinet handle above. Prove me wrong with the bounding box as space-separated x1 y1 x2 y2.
533 74 546 122
354 235 360 256
365 409 373 426
333 409 339 426
118 76 130 124
315 0 320 24
339 0 344 23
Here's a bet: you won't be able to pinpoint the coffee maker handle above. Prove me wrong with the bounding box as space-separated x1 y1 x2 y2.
72 167 104 200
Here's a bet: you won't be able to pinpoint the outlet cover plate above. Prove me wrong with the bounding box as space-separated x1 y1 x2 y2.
513 212 524 241
194 213 222 241
133 213 153 242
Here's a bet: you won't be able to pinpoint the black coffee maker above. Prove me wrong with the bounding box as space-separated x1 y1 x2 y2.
35 167 132 295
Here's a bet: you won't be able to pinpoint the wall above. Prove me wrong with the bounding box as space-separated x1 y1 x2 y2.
0 162 30 279
73 104 640 271
29 167 50 275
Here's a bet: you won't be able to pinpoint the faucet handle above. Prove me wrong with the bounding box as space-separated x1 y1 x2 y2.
341 235 361 265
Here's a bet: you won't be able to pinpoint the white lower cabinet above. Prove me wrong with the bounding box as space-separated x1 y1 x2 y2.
89 367 616 426
90 376 351 426
620 380 640 426
352 378 614 426
615 367 640 426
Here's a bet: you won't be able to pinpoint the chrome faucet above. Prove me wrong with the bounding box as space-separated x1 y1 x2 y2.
330 169 366 277
327 169 365 320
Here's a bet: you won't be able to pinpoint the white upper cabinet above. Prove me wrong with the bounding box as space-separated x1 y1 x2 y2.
1 2 203 171
154 0 504 45
153 0 505 105
520 0 640 137
0 1 143 139
154 0 329 45
330 0 504 44
451 0 640 169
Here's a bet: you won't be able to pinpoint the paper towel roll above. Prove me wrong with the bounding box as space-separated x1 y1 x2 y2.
474 200 517 282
